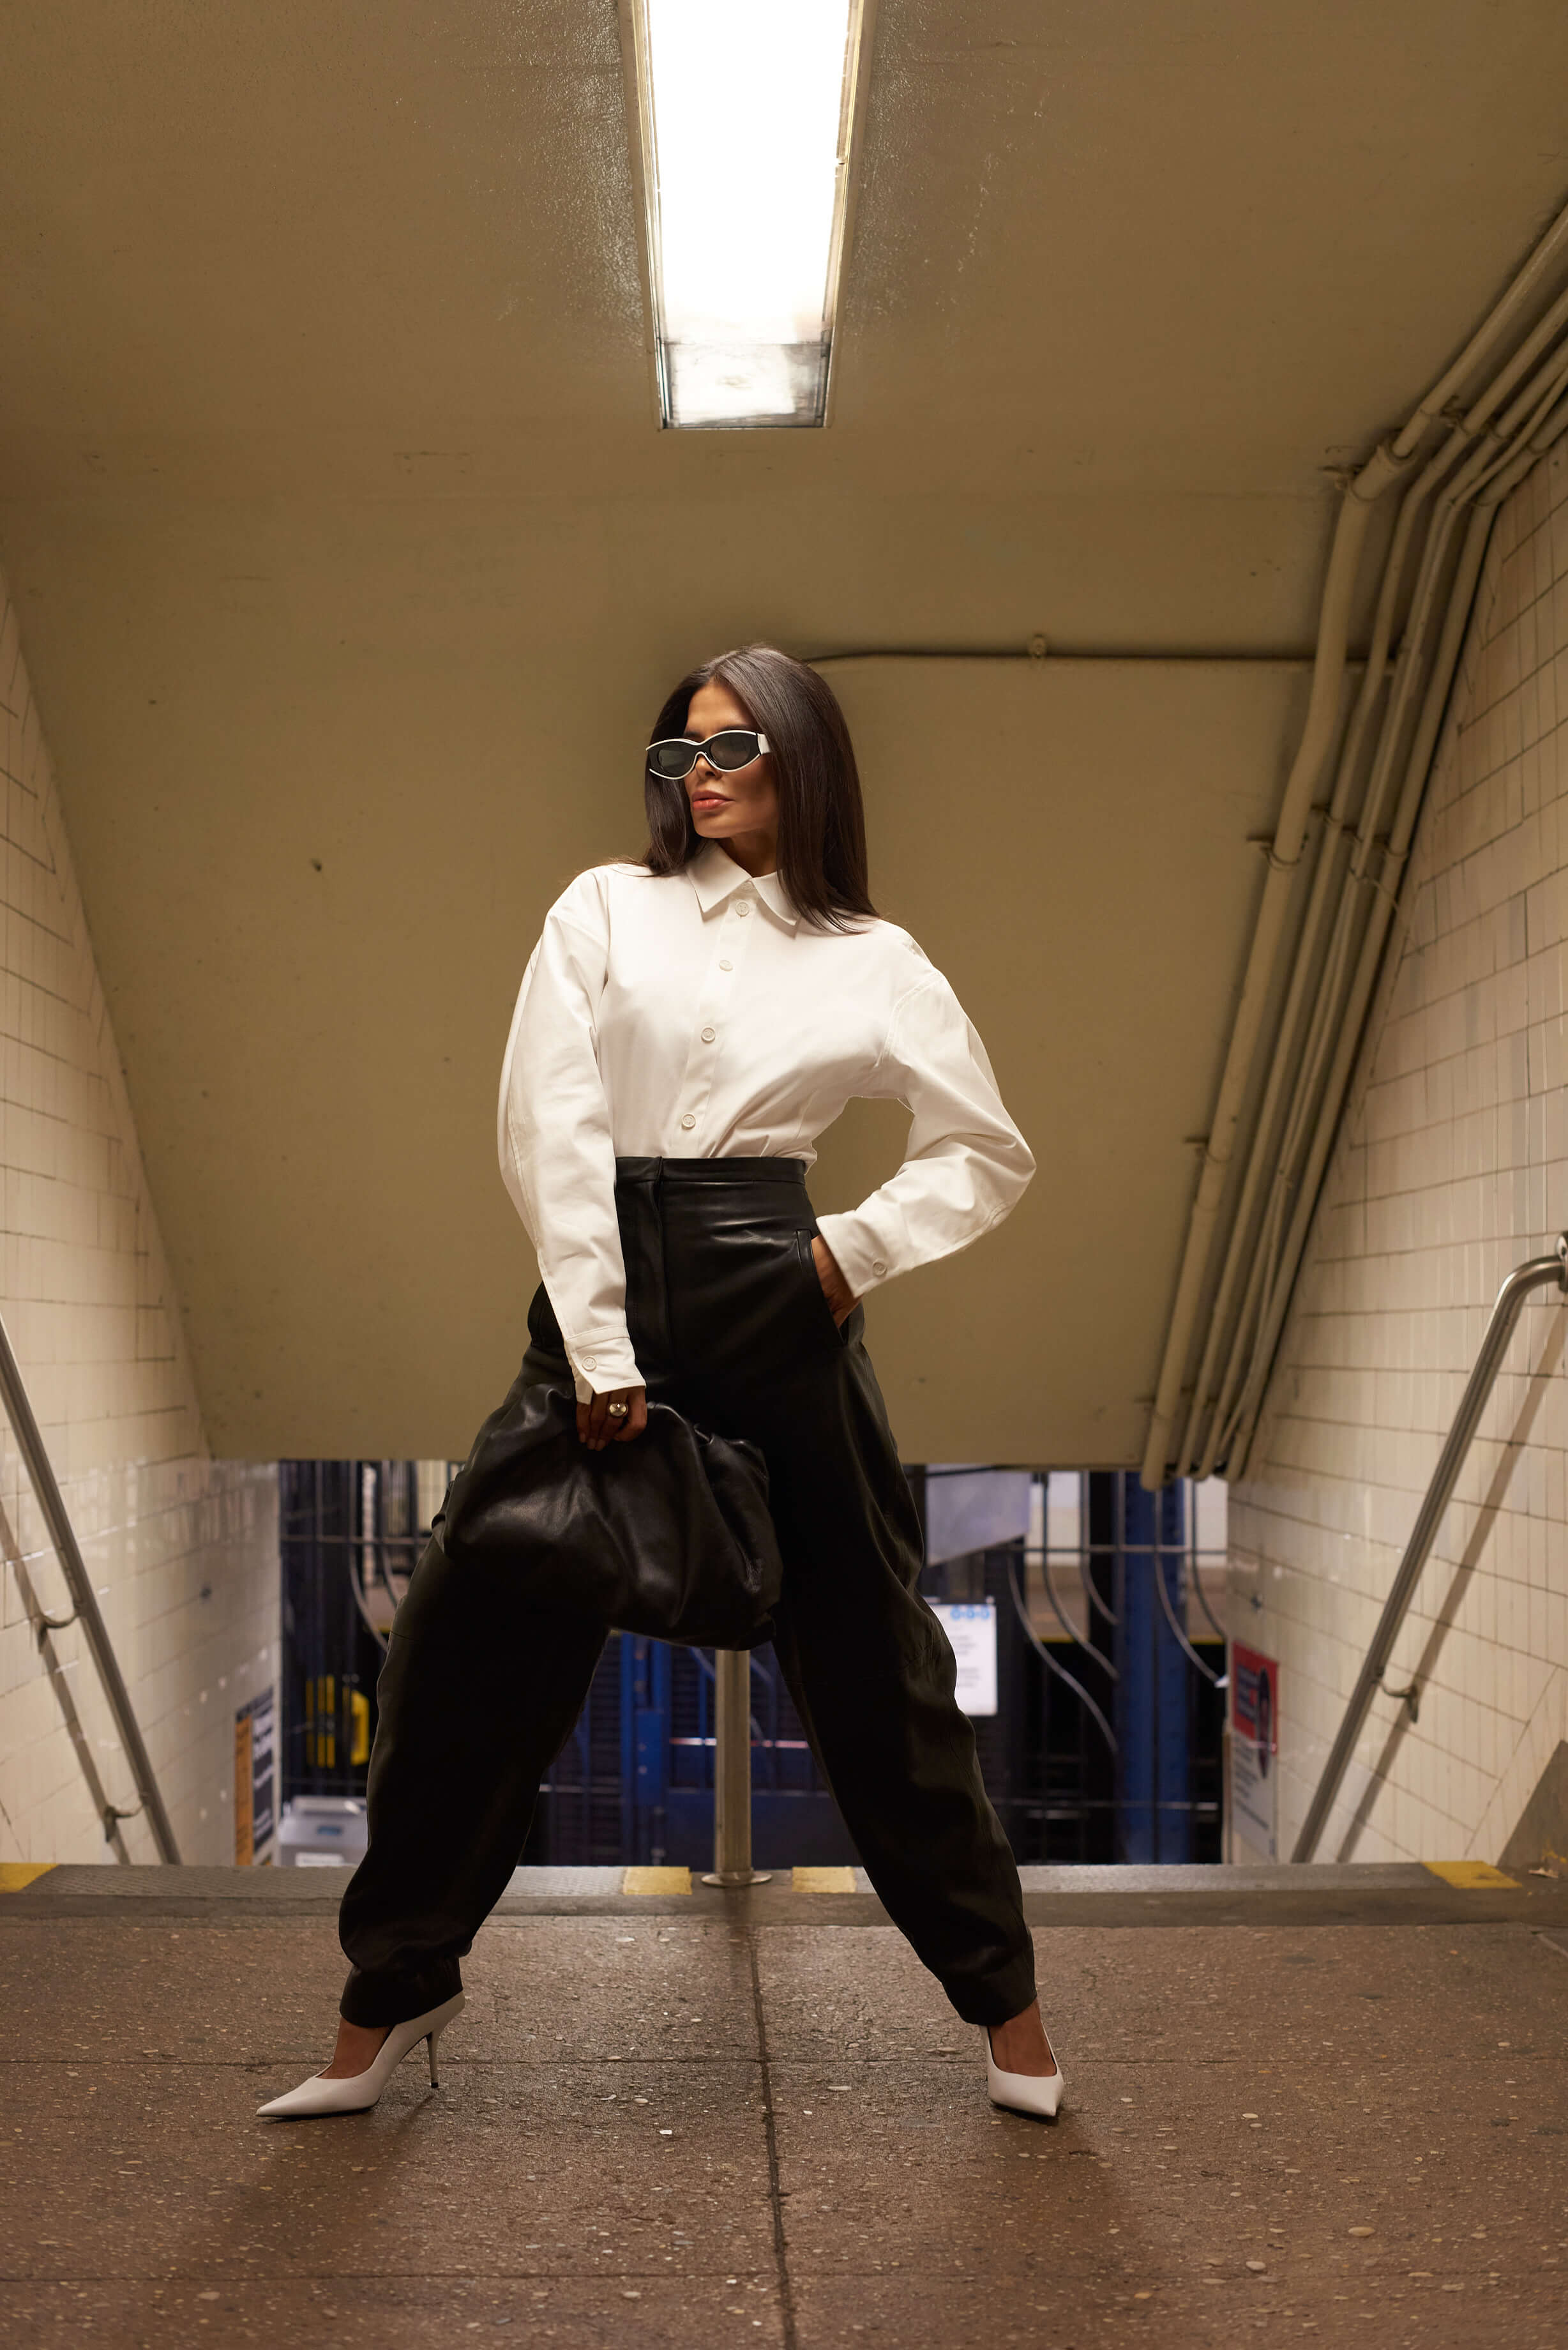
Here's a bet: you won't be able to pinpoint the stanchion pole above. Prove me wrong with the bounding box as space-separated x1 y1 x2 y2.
702 1648 771 1887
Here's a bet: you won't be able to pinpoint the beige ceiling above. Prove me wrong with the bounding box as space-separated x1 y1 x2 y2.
0 3 1565 1460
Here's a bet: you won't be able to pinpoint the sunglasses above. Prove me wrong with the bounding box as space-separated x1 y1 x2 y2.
646 729 771 781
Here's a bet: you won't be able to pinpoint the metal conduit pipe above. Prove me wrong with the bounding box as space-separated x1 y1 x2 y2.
1137 467 1404 1489
1312 296 1568 856
1447 269 1568 443
1291 1237 1568 1863
1152 221 1568 1488
1172 367 1541 1478
1143 191 1568 1489
1143 433 1481 1488
1223 504 1505 1467
1387 197 1568 458
1269 344 1568 1080
1231 389 1568 1441
1177 489 1446 1474
1226 394 1568 1476
1225 403 1568 1474
1200 372 1568 1472
1313 358 1568 898
1319 358 1568 962
1338 338 1568 853
832 258 1568 1481
1214 487 1507 1466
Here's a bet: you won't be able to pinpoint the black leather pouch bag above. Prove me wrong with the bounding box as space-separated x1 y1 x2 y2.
435 1383 783 1649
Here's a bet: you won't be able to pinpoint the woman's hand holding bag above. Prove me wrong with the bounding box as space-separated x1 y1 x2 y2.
433 1379 783 1651
578 1385 648 1450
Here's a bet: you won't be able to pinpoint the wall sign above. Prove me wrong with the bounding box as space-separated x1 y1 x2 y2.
1228 1642 1279 1861
931 1600 999 1717
234 1688 276 1865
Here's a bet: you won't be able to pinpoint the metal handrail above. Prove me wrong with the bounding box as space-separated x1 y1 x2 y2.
1035 1542 1114 1665
1151 1538 1226 1688
1292 1234 1568 1862
0 1305 180 1861
1005 1551 1119 1757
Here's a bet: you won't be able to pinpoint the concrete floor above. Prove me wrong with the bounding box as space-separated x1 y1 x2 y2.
3 1868 1567 2348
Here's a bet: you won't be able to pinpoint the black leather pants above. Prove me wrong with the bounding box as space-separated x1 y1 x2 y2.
337 1156 1036 2030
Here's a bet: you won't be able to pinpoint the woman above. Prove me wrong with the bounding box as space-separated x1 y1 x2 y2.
259 645 1062 2122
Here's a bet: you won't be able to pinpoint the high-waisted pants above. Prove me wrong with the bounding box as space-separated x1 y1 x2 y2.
337 1156 1036 2030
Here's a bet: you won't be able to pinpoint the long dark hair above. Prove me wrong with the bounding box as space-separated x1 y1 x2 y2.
641 645 876 930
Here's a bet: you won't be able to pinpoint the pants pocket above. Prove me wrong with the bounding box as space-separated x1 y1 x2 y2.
794 1227 848 1348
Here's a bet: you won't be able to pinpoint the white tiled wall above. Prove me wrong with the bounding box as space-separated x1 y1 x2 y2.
0 577 278 1869
1230 439 1568 1866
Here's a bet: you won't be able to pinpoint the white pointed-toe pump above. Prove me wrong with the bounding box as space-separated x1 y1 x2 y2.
256 1992 465 2120
985 2025 1065 2120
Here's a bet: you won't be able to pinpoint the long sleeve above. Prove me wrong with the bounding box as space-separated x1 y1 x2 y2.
813 969 1035 1303
497 888 642 1404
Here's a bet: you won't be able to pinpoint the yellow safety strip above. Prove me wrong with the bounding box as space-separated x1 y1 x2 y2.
621 1865 691 1895
792 1865 856 1893
1424 1860 1520 1889
0 1863 56 1890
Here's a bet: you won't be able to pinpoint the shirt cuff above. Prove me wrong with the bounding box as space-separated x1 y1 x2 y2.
566 1333 644 1406
813 1213 894 1304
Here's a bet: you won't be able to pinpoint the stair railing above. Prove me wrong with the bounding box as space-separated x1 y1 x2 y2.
0 1306 180 1860
1292 1234 1568 1862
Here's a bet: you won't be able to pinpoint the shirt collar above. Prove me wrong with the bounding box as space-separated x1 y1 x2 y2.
687 841 799 930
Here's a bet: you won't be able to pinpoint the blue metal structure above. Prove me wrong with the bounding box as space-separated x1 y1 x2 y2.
281 1460 1225 1868
1115 1476 1193 1862
536 1635 852 1869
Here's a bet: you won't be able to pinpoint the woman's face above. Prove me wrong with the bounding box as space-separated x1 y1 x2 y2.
681 678 780 861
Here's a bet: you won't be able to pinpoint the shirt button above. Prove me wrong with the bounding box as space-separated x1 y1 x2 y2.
582 1354 597 1370
872 1260 887 1277
718 959 733 972
700 1026 716 1043
681 1112 697 1130
735 900 751 918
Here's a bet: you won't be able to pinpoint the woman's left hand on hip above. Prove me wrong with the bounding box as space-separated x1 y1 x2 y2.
811 1235 859 1326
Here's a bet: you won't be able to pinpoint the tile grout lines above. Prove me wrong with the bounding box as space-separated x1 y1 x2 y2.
746 1926 798 2350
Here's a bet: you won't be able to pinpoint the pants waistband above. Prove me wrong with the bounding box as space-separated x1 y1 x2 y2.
613 1155 808 1188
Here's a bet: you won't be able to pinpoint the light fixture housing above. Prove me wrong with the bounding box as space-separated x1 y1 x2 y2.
624 0 871 430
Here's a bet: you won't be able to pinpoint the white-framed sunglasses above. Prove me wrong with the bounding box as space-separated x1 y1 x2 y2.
645 728 771 781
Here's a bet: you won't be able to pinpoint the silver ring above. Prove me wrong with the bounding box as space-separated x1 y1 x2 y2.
605 1400 629 1418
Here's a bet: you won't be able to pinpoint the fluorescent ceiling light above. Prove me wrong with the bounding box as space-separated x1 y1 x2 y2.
629 0 868 429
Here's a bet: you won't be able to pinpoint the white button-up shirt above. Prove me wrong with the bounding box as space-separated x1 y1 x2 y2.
497 844 1035 1401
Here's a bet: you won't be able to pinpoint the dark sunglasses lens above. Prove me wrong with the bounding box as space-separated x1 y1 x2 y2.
648 741 697 779
706 730 762 771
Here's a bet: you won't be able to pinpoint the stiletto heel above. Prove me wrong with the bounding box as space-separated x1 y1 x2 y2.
985 2025 1065 2120
255 1992 465 2119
